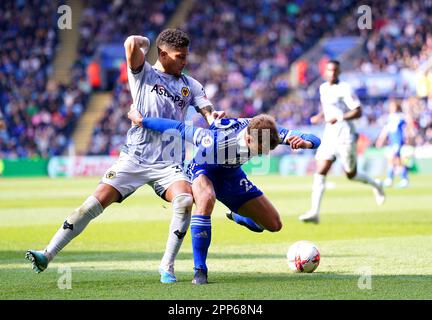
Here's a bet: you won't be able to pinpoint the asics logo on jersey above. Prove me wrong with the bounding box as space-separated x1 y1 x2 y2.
151 84 187 108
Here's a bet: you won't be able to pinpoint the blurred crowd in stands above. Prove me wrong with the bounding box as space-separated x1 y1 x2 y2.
354 0 432 74
84 0 179 155
182 0 360 118
1 0 431 159
0 0 90 158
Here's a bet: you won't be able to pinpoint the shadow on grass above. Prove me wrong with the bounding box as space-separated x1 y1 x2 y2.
0 250 365 265
0 250 290 264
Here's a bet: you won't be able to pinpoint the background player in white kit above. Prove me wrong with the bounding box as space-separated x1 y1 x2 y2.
299 60 385 224
25 29 224 283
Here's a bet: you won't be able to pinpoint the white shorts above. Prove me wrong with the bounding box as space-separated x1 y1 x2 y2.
315 138 357 173
101 153 190 201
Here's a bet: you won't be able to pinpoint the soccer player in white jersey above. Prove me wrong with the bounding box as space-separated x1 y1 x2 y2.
25 29 224 283
299 60 385 224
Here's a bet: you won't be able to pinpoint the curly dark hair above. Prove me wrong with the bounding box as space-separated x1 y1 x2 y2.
156 28 190 54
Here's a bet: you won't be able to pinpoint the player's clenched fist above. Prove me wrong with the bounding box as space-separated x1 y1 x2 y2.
212 110 226 120
128 104 143 126
288 135 312 149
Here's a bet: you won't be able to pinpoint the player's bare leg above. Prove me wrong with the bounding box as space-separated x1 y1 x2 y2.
300 159 333 224
234 195 282 232
190 175 216 285
391 156 409 188
384 156 396 187
346 166 385 205
26 183 120 273
159 180 193 283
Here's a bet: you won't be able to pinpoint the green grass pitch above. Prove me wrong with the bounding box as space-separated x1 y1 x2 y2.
1 175 431 299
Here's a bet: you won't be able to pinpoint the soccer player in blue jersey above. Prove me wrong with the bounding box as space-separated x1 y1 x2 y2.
128 107 321 284
375 100 409 188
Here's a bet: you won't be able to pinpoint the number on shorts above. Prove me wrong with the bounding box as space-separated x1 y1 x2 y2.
240 178 253 192
173 165 183 173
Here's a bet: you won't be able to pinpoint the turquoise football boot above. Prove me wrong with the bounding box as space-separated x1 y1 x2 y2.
25 250 49 273
159 267 177 284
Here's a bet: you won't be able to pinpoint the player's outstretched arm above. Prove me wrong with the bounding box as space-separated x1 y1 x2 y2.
124 35 150 72
127 105 212 146
278 126 321 150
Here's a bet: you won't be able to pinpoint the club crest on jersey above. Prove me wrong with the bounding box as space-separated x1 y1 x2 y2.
106 171 116 179
181 87 190 97
196 129 214 148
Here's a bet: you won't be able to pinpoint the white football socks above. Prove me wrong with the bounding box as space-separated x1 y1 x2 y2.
160 193 193 273
44 196 104 261
351 172 379 188
309 173 326 216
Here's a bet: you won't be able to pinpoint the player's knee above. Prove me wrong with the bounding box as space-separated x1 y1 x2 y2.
172 193 193 214
265 215 282 232
94 184 121 208
68 196 104 224
194 191 216 213
267 219 282 232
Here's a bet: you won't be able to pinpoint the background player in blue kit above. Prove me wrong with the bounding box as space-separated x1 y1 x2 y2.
128 107 320 284
376 99 409 188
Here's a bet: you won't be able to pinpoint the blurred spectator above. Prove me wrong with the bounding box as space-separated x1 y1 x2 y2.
87 59 102 91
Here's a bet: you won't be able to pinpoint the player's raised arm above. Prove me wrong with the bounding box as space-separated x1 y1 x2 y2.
124 35 150 72
278 125 321 150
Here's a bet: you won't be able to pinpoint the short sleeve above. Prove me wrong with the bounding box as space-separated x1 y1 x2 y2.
342 83 361 110
189 77 213 111
128 61 151 98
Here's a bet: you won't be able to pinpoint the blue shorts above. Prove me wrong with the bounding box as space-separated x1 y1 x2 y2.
187 163 263 213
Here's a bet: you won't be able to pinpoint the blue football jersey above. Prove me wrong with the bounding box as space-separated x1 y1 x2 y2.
139 116 320 168
386 113 406 145
192 118 299 168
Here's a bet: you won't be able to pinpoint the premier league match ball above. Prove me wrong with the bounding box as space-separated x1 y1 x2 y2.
287 241 320 273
